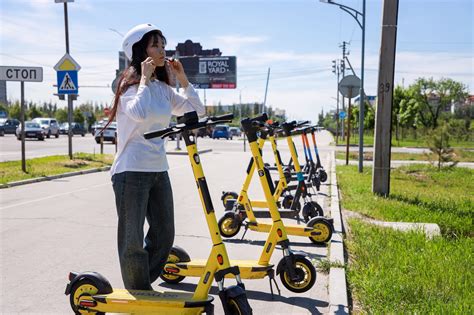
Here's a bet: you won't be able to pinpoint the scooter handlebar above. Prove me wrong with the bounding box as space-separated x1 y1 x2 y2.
144 112 234 139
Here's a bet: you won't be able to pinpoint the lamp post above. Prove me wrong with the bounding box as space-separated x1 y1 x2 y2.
239 87 247 152
320 0 366 172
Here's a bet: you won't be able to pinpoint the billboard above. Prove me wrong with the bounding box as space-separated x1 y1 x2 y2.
179 56 236 89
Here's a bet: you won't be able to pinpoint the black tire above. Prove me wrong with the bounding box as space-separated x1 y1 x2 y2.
302 201 324 222
279 256 316 293
319 169 328 183
281 195 301 211
307 217 333 244
160 247 188 284
55 132 59 138
218 213 241 238
81 133 85 137
47 130 51 138
221 191 239 207
38 137 44 141
69 279 105 315
226 294 253 315
95 139 100 144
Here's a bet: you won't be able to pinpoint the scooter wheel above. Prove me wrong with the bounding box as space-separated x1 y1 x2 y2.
281 195 301 210
226 294 253 315
302 201 324 222
307 217 333 244
218 213 241 238
160 250 187 284
280 256 316 293
69 280 105 315
221 191 239 207
319 169 328 183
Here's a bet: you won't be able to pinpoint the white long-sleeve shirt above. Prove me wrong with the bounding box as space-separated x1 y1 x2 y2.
110 80 204 176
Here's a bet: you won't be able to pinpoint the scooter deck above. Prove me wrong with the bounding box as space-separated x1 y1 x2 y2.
174 259 273 279
82 288 213 314
247 221 315 237
248 209 301 219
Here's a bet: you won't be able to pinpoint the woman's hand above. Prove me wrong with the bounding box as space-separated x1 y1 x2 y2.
167 59 189 88
140 57 156 86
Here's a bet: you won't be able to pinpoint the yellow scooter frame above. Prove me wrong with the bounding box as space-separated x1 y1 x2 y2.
219 122 333 244
162 114 318 294
65 112 252 315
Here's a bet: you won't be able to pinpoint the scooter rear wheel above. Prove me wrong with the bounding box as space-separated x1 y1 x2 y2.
218 213 241 238
69 280 105 315
318 169 328 183
221 191 239 207
160 251 187 284
279 256 316 293
307 217 333 244
302 201 324 222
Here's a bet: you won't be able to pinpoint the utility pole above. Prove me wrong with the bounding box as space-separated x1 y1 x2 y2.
340 41 348 140
332 59 340 144
372 0 400 196
263 67 271 113
358 0 366 173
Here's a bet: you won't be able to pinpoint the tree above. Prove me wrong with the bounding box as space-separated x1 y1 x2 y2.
318 109 324 126
425 122 457 170
55 108 68 123
27 105 42 120
405 78 469 129
9 102 21 119
73 108 85 124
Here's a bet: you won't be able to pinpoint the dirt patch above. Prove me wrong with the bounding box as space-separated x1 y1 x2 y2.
63 159 90 169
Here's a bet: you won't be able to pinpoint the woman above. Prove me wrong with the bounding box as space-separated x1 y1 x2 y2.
107 23 204 290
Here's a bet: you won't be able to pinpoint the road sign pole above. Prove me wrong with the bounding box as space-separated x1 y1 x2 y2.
20 81 26 172
68 95 73 159
345 89 352 165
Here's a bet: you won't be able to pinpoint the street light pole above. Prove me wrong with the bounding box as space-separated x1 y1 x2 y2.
320 0 366 172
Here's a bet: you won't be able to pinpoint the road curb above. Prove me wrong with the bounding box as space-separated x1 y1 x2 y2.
329 151 349 314
1 166 111 189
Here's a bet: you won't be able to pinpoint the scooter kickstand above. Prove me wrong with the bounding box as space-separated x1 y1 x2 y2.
267 270 281 300
240 222 249 240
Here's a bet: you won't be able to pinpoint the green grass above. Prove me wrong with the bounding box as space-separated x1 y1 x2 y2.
336 132 474 148
0 153 114 184
337 164 474 312
337 164 473 237
346 219 473 313
336 149 474 163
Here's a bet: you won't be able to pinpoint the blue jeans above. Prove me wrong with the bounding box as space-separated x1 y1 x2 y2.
111 171 174 290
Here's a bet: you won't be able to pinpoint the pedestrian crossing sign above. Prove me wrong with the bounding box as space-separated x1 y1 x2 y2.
57 70 78 94
54 53 80 95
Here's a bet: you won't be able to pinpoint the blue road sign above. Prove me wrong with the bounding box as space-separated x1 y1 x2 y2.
57 70 78 94
339 111 346 119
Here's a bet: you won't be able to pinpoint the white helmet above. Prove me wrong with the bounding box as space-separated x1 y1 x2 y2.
122 23 160 60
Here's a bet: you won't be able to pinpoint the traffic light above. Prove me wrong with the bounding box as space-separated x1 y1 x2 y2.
332 60 337 74
340 59 345 73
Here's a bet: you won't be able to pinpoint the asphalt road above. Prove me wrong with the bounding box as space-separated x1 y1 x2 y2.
0 131 335 314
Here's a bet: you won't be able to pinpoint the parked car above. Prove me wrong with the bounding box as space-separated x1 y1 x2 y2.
32 117 60 138
15 121 45 141
229 127 242 137
212 125 232 140
0 118 20 134
94 122 117 144
59 122 86 136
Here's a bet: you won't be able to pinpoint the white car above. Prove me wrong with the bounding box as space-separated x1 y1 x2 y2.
32 117 60 138
94 122 117 144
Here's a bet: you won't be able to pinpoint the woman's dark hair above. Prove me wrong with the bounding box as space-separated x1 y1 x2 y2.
104 30 168 130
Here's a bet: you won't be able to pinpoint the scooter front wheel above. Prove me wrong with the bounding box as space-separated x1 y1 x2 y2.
307 217 333 244
69 280 105 315
226 294 253 315
318 169 328 182
279 256 316 293
218 213 241 238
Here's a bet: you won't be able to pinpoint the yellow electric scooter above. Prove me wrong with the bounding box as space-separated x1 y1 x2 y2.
218 120 333 245
161 114 317 294
221 121 324 221
65 112 252 315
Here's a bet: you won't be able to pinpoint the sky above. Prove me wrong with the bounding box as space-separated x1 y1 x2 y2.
0 0 473 122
